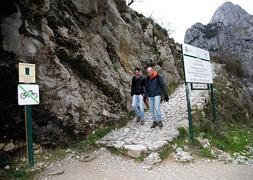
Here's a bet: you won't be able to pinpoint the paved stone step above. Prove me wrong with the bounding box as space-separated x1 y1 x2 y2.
98 84 209 158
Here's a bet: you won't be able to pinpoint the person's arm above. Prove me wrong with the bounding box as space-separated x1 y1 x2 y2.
131 77 134 96
142 77 146 95
144 78 148 98
158 76 169 101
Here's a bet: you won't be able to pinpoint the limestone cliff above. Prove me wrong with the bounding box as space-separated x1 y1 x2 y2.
185 1 253 82
0 0 180 145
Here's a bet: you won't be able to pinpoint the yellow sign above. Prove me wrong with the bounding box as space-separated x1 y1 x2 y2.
19 63 36 83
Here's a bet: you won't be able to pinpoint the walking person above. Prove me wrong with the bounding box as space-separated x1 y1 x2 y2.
145 67 169 128
131 68 146 125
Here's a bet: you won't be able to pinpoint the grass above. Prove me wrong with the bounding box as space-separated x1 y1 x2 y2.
158 120 253 161
202 123 253 154
167 81 178 96
0 127 112 180
159 144 173 160
200 148 215 159
0 156 44 180
1 112 135 180
159 127 187 160
75 127 112 152
1 167 42 180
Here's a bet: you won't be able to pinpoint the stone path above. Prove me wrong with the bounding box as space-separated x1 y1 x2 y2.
98 84 210 157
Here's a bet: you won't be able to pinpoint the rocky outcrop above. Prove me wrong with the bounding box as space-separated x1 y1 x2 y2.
184 1 253 80
0 0 180 145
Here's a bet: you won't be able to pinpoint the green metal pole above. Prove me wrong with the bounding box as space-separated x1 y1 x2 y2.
25 105 35 166
185 83 194 143
210 84 217 123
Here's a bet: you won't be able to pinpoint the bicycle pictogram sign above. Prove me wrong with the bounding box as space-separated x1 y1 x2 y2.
18 84 40 105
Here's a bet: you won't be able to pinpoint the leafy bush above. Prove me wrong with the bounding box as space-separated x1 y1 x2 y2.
213 54 243 78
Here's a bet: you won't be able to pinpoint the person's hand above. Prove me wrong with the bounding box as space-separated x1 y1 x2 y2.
143 95 147 102
164 96 169 102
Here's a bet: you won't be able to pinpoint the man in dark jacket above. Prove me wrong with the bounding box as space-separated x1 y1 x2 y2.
131 67 146 125
145 67 169 128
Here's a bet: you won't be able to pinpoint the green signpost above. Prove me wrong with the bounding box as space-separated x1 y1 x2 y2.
25 105 34 166
210 84 217 123
182 43 217 143
18 63 39 167
185 82 194 143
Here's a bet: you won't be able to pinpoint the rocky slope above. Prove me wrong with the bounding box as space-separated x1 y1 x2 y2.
185 1 253 82
0 0 181 146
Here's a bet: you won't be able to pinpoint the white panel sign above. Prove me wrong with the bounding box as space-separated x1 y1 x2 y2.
183 43 210 61
183 43 213 84
18 84 40 105
19 63 36 83
191 83 209 90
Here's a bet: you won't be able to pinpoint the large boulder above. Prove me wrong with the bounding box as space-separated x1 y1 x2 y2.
0 0 180 145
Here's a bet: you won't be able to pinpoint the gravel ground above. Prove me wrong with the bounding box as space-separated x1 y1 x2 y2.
38 148 253 180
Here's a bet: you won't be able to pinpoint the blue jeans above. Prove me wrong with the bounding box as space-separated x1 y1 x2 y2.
149 96 162 122
132 95 144 120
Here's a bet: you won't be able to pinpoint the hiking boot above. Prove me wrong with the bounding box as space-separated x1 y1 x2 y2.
158 121 163 129
136 117 141 123
140 120 145 125
151 122 158 128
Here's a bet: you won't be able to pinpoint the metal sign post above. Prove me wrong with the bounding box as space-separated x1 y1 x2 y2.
25 105 34 166
182 43 216 144
210 84 217 123
18 63 39 167
185 82 194 143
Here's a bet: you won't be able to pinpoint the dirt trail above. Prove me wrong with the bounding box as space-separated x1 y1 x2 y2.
39 148 253 180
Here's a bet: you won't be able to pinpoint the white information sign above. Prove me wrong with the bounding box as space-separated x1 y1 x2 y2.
19 63 36 83
183 43 213 84
191 83 209 90
18 84 40 105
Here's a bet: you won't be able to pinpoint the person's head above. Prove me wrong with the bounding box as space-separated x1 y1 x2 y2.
147 67 154 77
134 67 141 77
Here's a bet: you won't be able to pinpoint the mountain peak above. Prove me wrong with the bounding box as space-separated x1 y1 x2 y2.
210 1 250 26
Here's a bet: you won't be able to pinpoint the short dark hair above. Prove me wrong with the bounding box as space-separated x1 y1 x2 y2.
134 67 140 72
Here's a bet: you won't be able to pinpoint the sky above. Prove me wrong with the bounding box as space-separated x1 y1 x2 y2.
131 0 253 43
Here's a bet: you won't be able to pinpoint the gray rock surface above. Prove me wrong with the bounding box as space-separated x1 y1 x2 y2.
0 0 180 145
185 1 253 80
173 147 193 162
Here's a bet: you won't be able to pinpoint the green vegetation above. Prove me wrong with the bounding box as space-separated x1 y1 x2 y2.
202 123 253 154
200 148 215 159
159 144 173 160
75 127 112 152
153 23 169 40
107 112 135 129
1 166 42 180
159 127 187 160
1 112 134 180
213 55 243 78
159 115 253 161
167 81 179 96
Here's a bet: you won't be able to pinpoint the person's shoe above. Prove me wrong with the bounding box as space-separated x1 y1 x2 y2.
151 122 158 128
140 120 145 125
158 121 163 129
136 117 141 123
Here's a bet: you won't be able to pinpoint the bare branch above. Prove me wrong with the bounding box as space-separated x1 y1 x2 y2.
127 0 135 6
127 0 143 6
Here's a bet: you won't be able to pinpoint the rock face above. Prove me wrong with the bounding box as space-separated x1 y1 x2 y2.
185 1 253 80
0 1 180 145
